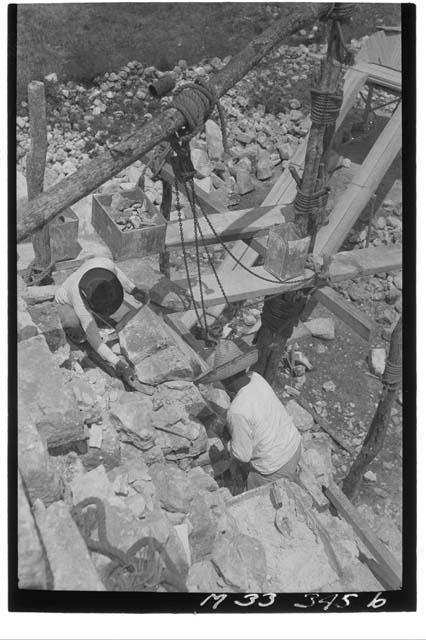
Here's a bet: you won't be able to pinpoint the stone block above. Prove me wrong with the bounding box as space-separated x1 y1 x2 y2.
119 307 196 384
18 335 80 430
34 500 105 590
199 384 231 417
110 393 156 451
18 472 49 589
188 494 218 562
17 298 38 342
70 464 115 504
205 119 224 160
155 380 210 418
81 414 121 471
211 531 267 592
187 466 219 493
149 462 193 513
303 317 335 340
369 347 386 377
186 560 225 592
27 301 67 353
285 399 314 432
18 422 62 505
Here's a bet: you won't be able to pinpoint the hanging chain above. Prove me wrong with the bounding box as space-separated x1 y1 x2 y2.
174 177 205 333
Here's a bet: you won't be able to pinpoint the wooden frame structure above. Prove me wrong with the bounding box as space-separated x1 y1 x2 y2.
160 54 402 340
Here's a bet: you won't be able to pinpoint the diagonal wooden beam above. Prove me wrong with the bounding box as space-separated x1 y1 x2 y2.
17 4 323 243
165 205 290 249
314 104 402 256
174 244 402 308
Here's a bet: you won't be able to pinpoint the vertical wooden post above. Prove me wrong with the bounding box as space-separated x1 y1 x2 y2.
342 316 402 500
26 81 50 269
255 10 350 385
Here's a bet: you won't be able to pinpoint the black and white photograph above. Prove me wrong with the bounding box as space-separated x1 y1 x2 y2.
10 0 416 618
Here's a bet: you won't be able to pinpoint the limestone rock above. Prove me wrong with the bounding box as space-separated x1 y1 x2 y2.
155 380 210 419
369 347 386 377
363 470 377 482
211 530 267 592
187 466 219 493
17 298 38 342
187 560 225 592
187 493 218 562
235 168 254 195
26 301 67 353
18 472 49 589
285 399 314 432
191 148 213 177
205 119 224 160
149 462 193 513
18 335 78 427
256 150 273 180
119 307 197 384
303 317 335 340
322 380 336 393
18 421 62 505
110 393 156 451
81 414 121 471
70 464 115 504
199 384 231 417
34 500 105 590
302 434 334 484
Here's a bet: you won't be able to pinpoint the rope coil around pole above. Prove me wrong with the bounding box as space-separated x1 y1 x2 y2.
320 3 357 22
294 185 330 216
310 88 343 126
168 78 229 153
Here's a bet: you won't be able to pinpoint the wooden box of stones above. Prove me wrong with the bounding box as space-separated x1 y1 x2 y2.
92 187 166 260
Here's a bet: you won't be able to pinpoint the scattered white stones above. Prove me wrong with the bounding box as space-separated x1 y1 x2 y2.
363 470 377 482
322 380 336 393
369 347 387 377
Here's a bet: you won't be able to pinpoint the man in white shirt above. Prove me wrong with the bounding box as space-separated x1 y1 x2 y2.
197 339 301 490
55 256 148 380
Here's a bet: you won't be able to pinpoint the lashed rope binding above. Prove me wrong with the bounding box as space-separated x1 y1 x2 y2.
168 78 229 154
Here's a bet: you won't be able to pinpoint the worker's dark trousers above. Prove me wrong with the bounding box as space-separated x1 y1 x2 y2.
247 442 302 490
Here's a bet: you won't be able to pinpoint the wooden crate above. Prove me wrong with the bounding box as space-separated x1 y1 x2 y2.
92 187 166 260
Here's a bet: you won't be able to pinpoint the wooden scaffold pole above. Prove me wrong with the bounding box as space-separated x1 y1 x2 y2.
342 315 402 500
255 3 357 384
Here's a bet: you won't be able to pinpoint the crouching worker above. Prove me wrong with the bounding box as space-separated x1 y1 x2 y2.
55 256 148 381
197 340 301 490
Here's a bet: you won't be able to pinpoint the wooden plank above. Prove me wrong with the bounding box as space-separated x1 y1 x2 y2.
314 104 401 256
324 481 402 589
263 67 369 208
313 286 376 342
174 245 401 307
165 205 288 249
355 61 401 92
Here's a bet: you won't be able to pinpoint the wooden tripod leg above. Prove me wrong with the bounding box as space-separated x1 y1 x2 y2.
26 81 50 269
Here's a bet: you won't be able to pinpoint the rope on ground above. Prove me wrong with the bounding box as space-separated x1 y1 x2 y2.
71 497 187 592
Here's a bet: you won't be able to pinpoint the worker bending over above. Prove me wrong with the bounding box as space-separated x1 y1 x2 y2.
55 256 148 380
198 340 301 490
